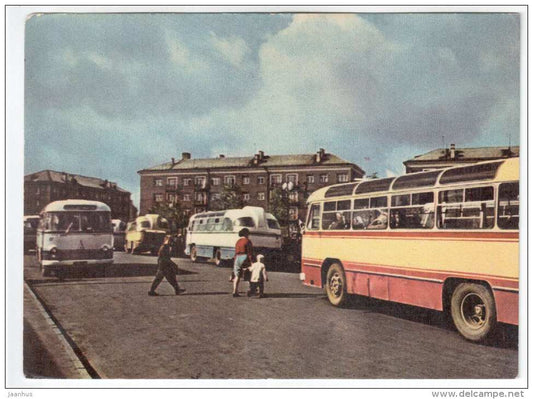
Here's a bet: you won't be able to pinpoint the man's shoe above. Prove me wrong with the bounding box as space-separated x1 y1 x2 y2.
232 293 240 297
175 288 186 295
246 290 252 297
148 291 159 296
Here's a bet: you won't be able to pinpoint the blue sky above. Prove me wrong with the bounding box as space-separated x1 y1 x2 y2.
24 12 520 208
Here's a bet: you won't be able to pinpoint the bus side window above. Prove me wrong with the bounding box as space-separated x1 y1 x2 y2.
498 182 519 230
222 218 233 231
306 204 320 230
390 192 434 229
437 186 494 229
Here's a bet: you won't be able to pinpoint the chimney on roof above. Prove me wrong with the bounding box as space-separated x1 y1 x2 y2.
258 150 264 160
316 148 326 163
182 152 191 160
219 154 225 158
450 144 456 160
171 157 176 165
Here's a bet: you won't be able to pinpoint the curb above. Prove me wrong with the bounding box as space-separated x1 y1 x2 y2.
24 283 92 379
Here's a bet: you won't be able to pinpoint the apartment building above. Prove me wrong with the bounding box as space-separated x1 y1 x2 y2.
138 149 364 223
24 170 136 221
404 144 519 173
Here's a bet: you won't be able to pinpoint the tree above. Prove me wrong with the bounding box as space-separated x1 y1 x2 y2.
212 184 244 210
148 202 189 232
269 187 289 227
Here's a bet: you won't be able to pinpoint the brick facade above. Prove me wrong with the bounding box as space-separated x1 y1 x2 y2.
25 170 136 221
138 149 364 224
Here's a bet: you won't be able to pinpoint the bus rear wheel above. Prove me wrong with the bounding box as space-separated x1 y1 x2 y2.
451 283 496 342
325 263 347 307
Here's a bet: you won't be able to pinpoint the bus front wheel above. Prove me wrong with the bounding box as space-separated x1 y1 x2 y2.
325 263 347 307
450 283 496 342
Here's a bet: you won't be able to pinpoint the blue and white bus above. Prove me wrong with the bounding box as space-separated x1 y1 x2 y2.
185 206 282 266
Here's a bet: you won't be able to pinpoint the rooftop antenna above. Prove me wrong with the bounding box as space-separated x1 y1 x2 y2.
441 135 445 149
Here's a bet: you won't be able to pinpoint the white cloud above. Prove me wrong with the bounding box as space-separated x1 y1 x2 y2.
209 32 250 68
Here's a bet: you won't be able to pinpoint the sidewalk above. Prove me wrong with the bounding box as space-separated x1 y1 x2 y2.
23 283 91 379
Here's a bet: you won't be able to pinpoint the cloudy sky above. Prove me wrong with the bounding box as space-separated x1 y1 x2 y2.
24 12 521 208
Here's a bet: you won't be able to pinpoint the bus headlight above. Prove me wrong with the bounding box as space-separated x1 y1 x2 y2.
50 247 58 259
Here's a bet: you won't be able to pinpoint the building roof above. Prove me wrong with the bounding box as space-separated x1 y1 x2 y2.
24 170 129 193
140 151 364 174
404 146 519 164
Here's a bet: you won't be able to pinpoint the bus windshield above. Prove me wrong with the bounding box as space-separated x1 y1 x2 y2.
42 211 112 233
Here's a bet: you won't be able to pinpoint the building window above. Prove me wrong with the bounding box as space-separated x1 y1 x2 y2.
258 176 265 184
243 176 250 185
167 193 176 203
289 191 299 202
154 194 163 202
224 176 236 186
211 193 221 201
307 175 315 184
286 174 298 184
167 177 177 187
320 174 329 183
270 174 282 185
183 194 191 201
289 207 299 221
258 192 265 201
154 178 163 186
211 177 220 186
195 176 206 187
243 193 250 201
195 192 206 203
337 173 349 183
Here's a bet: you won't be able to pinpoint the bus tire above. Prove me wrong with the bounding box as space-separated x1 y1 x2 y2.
325 263 348 307
40 262 52 277
56 267 66 281
190 245 198 262
450 283 497 342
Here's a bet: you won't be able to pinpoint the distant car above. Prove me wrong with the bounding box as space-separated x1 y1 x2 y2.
112 219 127 251
24 215 40 253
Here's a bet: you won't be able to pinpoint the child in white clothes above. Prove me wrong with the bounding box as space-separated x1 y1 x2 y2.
247 254 268 298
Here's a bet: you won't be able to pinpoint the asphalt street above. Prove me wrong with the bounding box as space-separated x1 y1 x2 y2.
24 252 518 379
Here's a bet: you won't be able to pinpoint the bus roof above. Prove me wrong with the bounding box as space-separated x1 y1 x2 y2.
307 158 519 203
41 200 111 213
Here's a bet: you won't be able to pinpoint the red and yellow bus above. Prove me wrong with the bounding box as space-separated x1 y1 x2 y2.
301 158 519 341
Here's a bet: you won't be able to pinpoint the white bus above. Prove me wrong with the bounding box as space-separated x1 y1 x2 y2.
185 206 282 266
37 200 114 277
124 214 169 254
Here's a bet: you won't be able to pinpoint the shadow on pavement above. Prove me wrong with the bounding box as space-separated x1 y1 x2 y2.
29 263 197 282
333 295 518 350
257 292 324 299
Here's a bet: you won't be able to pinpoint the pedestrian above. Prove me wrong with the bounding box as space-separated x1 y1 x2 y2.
247 254 268 298
148 235 185 296
232 228 253 297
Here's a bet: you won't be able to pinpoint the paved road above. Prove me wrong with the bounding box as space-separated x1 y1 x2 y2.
24 252 518 379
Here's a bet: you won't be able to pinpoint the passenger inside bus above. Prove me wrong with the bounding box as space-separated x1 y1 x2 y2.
366 210 388 229
329 212 348 230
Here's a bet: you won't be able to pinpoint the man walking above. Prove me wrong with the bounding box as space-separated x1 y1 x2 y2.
148 236 185 296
